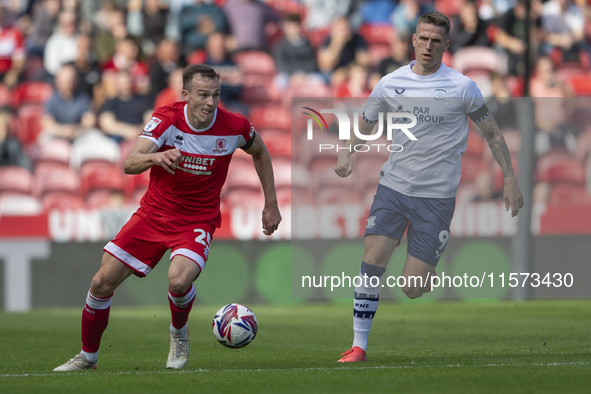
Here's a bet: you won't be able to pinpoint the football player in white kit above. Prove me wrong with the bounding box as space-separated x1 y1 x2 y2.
334 12 524 362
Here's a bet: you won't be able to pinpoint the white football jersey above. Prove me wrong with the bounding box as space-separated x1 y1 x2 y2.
363 60 486 198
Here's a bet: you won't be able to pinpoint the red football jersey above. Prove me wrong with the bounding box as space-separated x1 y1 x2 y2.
138 102 255 228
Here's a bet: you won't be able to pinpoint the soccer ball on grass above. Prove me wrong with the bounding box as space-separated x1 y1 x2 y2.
212 303 258 348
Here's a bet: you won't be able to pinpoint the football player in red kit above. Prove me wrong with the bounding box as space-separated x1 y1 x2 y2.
54 64 282 371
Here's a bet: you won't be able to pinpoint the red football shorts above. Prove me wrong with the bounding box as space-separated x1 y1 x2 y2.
103 211 215 277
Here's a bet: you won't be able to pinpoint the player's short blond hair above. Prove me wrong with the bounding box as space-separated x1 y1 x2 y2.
417 12 451 38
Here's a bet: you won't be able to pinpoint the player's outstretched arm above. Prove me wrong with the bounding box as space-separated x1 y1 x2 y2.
124 137 182 175
476 113 524 217
243 132 282 236
334 118 376 178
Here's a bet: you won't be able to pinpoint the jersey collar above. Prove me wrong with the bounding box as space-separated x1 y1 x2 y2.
184 104 217 132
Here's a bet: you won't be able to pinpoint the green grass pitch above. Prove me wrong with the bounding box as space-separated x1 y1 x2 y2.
1 300 590 394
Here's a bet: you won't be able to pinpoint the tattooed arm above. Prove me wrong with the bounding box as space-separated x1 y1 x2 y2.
474 109 524 217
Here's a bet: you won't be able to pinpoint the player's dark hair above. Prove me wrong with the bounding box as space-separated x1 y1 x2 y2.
417 12 451 38
182 64 220 91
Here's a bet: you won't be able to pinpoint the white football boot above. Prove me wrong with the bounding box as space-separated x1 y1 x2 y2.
54 353 97 371
166 332 190 369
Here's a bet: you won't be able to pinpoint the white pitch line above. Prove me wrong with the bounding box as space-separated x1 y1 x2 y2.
1 361 590 378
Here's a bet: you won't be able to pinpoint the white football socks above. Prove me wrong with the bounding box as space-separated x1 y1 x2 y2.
352 261 385 351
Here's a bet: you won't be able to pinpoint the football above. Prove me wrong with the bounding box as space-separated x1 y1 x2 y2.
212 303 258 348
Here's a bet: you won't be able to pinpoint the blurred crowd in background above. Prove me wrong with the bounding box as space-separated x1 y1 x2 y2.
0 0 591 215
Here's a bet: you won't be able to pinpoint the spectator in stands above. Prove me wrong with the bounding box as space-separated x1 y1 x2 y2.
126 0 169 56
0 6 26 88
334 62 371 98
222 0 281 52
178 0 227 55
376 31 411 77
360 0 396 26
531 57 576 156
40 64 96 142
391 0 433 36
495 0 543 76
102 36 150 98
530 56 573 98
470 170 502 202
542 0 585 62
162 0 194 43
154 67 183 108
450 0 490 54
149 39 182 97
98 70 153 143
318 17 370 77
44 10 79 77
273 13 318 88
487 72 517 130
94 7 128 66
0 84 29 168
26 0 61 57
203 32 245 114
70 34 103 110
302 0 359 31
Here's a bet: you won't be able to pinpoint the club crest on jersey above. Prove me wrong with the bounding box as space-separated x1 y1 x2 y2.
213 138 227 154
366 216 377 229
143 117 162 132
434 89 446 100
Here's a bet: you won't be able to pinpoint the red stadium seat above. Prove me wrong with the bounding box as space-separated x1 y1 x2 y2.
86 189 125 209
12 104 45 145
34 165 80 198
311 158 356 192
549 183 591 205
359 24 395 46
240 75 282 105
465 130 485 158
223 188 264 207
316 186 363 204
80 162 126 196
233 51 276 77
546 159 586 184
300 132 340 166
0 166 35 195
249 105 291 131
42 192 86 211
453 46 505 75
435 0 464 17
29 138 72 167
261 130 291 158
460 156 490 183
0 194 42 214
354 156 385 194
10 81 53 108
224 159 261 193
124 170 150 203
272 158 292 190
536 151 584 184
